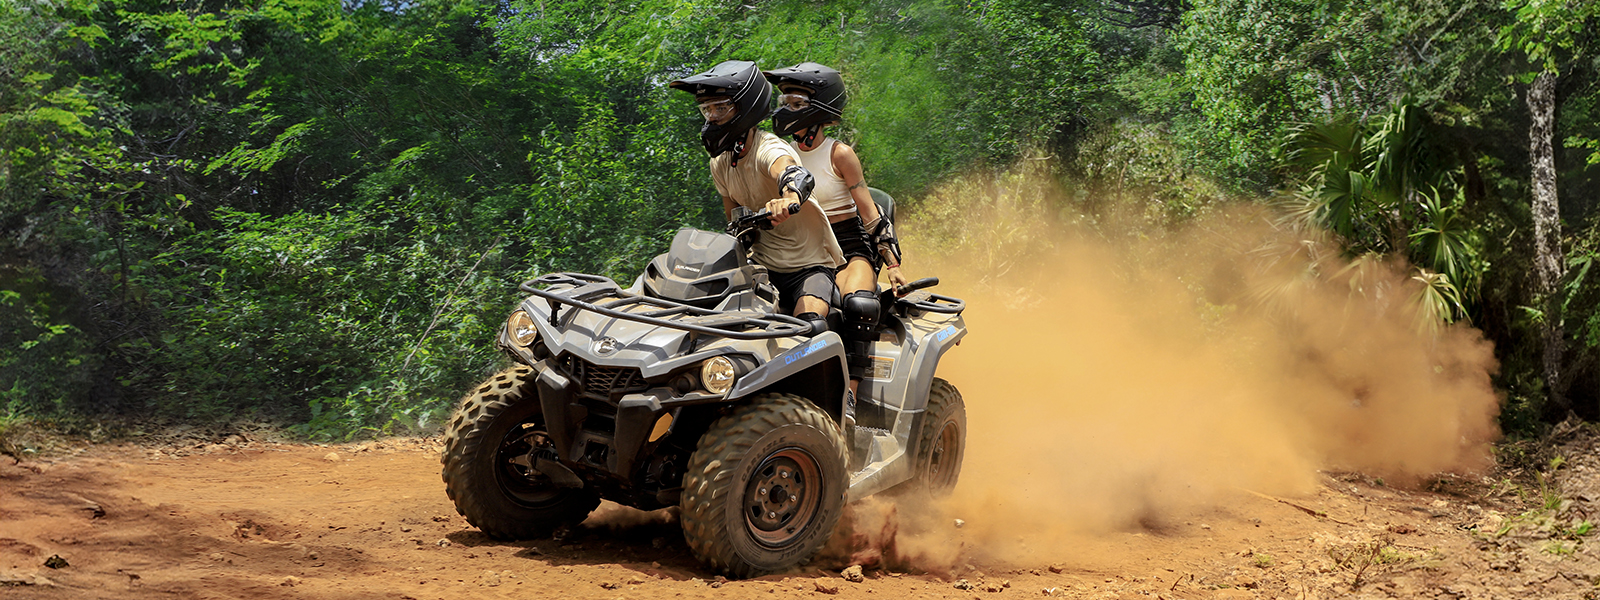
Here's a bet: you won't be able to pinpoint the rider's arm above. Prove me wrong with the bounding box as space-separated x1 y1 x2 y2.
764 155 820 226
833 142 909 289
833 142 881 225
722 195 739 221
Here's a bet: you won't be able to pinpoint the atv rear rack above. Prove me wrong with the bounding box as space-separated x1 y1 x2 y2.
521 273 813 340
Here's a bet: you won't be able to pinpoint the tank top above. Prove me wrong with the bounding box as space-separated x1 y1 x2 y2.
793 138 856 219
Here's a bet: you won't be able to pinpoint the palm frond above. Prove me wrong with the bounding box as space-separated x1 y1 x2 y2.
1366 99 1448 209
1334 252 1388 299
1410 267 1468 336
1314 166 1368 239
1408 187 1480 295
1280 119 1365 176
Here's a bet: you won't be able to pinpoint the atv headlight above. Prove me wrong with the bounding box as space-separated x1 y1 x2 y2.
700 356 737 395
507 311 539 347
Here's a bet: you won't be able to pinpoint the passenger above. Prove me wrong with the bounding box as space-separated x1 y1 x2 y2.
763 62 908 400
669 60 845 337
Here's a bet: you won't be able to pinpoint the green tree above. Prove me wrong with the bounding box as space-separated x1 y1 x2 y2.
1496 0 1600 412
1277 100 1482 325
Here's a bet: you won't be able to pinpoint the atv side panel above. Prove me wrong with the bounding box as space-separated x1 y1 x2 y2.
727 331 849 423
843 314 966 501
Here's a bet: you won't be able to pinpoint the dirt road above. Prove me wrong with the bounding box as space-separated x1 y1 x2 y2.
2 433 1597 600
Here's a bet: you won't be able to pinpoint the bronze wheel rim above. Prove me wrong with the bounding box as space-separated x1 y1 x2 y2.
744 447 823 547
928 419 961 490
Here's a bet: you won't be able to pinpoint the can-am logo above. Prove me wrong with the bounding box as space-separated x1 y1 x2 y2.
593 337 620 355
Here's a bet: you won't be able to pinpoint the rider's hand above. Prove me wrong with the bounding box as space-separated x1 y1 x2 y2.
886 265 910 295
765 198 793 226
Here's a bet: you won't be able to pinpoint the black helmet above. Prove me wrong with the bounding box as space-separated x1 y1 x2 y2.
763 62 846 145
669 60 773 159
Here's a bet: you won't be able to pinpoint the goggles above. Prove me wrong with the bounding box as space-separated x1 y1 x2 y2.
777 93 811 111
697 97 736 123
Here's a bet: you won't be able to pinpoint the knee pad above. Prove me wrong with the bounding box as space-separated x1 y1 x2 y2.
840 291 881 380
840 291 881 341
794 311 829 337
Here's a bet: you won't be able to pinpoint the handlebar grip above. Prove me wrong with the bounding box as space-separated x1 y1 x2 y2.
787 203 800 215
896 277 939 295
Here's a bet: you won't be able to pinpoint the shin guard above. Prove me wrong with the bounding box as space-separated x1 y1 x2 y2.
840 290 882 380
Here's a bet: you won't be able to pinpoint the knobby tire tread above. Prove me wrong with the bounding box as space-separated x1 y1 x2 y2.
440 366 598 540
679 393 847 579
905 377 966 497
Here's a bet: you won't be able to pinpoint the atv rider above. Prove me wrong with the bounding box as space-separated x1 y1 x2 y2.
763 62 908 399
669 60 845 336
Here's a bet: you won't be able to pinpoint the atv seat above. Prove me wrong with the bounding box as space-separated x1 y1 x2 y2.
867 187 894 228
865 187 896 303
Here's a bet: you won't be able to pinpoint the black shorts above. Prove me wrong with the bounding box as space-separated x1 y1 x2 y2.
769 265 840 315
830 217 878 272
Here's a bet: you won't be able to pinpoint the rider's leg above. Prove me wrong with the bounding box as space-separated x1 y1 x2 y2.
792 291 853 436
792 294 832 335
835 258 879 465
835 258 879 398
780 266 840 336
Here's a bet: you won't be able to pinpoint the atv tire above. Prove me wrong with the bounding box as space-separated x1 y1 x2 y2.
680 393 847 579
441 366 599 540
897 377 966 497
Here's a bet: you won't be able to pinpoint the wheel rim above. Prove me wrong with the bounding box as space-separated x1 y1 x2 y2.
927 419 961 490
744 447 824 547
495 424 565 508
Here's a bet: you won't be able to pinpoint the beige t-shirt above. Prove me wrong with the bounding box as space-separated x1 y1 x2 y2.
710 130 844 272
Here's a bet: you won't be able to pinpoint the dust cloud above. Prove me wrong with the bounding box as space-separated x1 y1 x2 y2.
845 164 1502 570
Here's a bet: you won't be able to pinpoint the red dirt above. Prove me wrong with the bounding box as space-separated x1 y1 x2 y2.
2 435 1592 600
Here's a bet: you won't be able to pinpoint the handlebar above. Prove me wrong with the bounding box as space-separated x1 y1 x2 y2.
875 276 962 314
727 203 802 234
895 276 938 296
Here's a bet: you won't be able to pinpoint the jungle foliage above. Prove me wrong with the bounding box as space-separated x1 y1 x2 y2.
1 0 1597 438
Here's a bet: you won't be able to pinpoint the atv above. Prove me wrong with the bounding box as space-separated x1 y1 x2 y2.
440 190 968 578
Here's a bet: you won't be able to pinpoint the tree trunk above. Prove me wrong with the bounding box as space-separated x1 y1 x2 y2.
1527 71 1566 412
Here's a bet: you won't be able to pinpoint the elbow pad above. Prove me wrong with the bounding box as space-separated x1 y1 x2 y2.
777 164 815 203
867 217 901 266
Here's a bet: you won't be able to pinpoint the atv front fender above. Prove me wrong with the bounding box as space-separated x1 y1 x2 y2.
727 332 850 425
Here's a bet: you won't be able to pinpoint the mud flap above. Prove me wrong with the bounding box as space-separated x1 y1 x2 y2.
612 391 669 478
535 363 583 461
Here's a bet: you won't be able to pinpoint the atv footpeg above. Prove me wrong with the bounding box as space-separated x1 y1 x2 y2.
848 426 893 473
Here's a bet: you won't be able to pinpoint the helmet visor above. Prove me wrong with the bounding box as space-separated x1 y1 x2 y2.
777 93 810 112
697 97 736 124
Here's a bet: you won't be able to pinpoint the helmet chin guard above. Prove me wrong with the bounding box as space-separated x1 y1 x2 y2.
670 61 774 158
763 63 846 139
